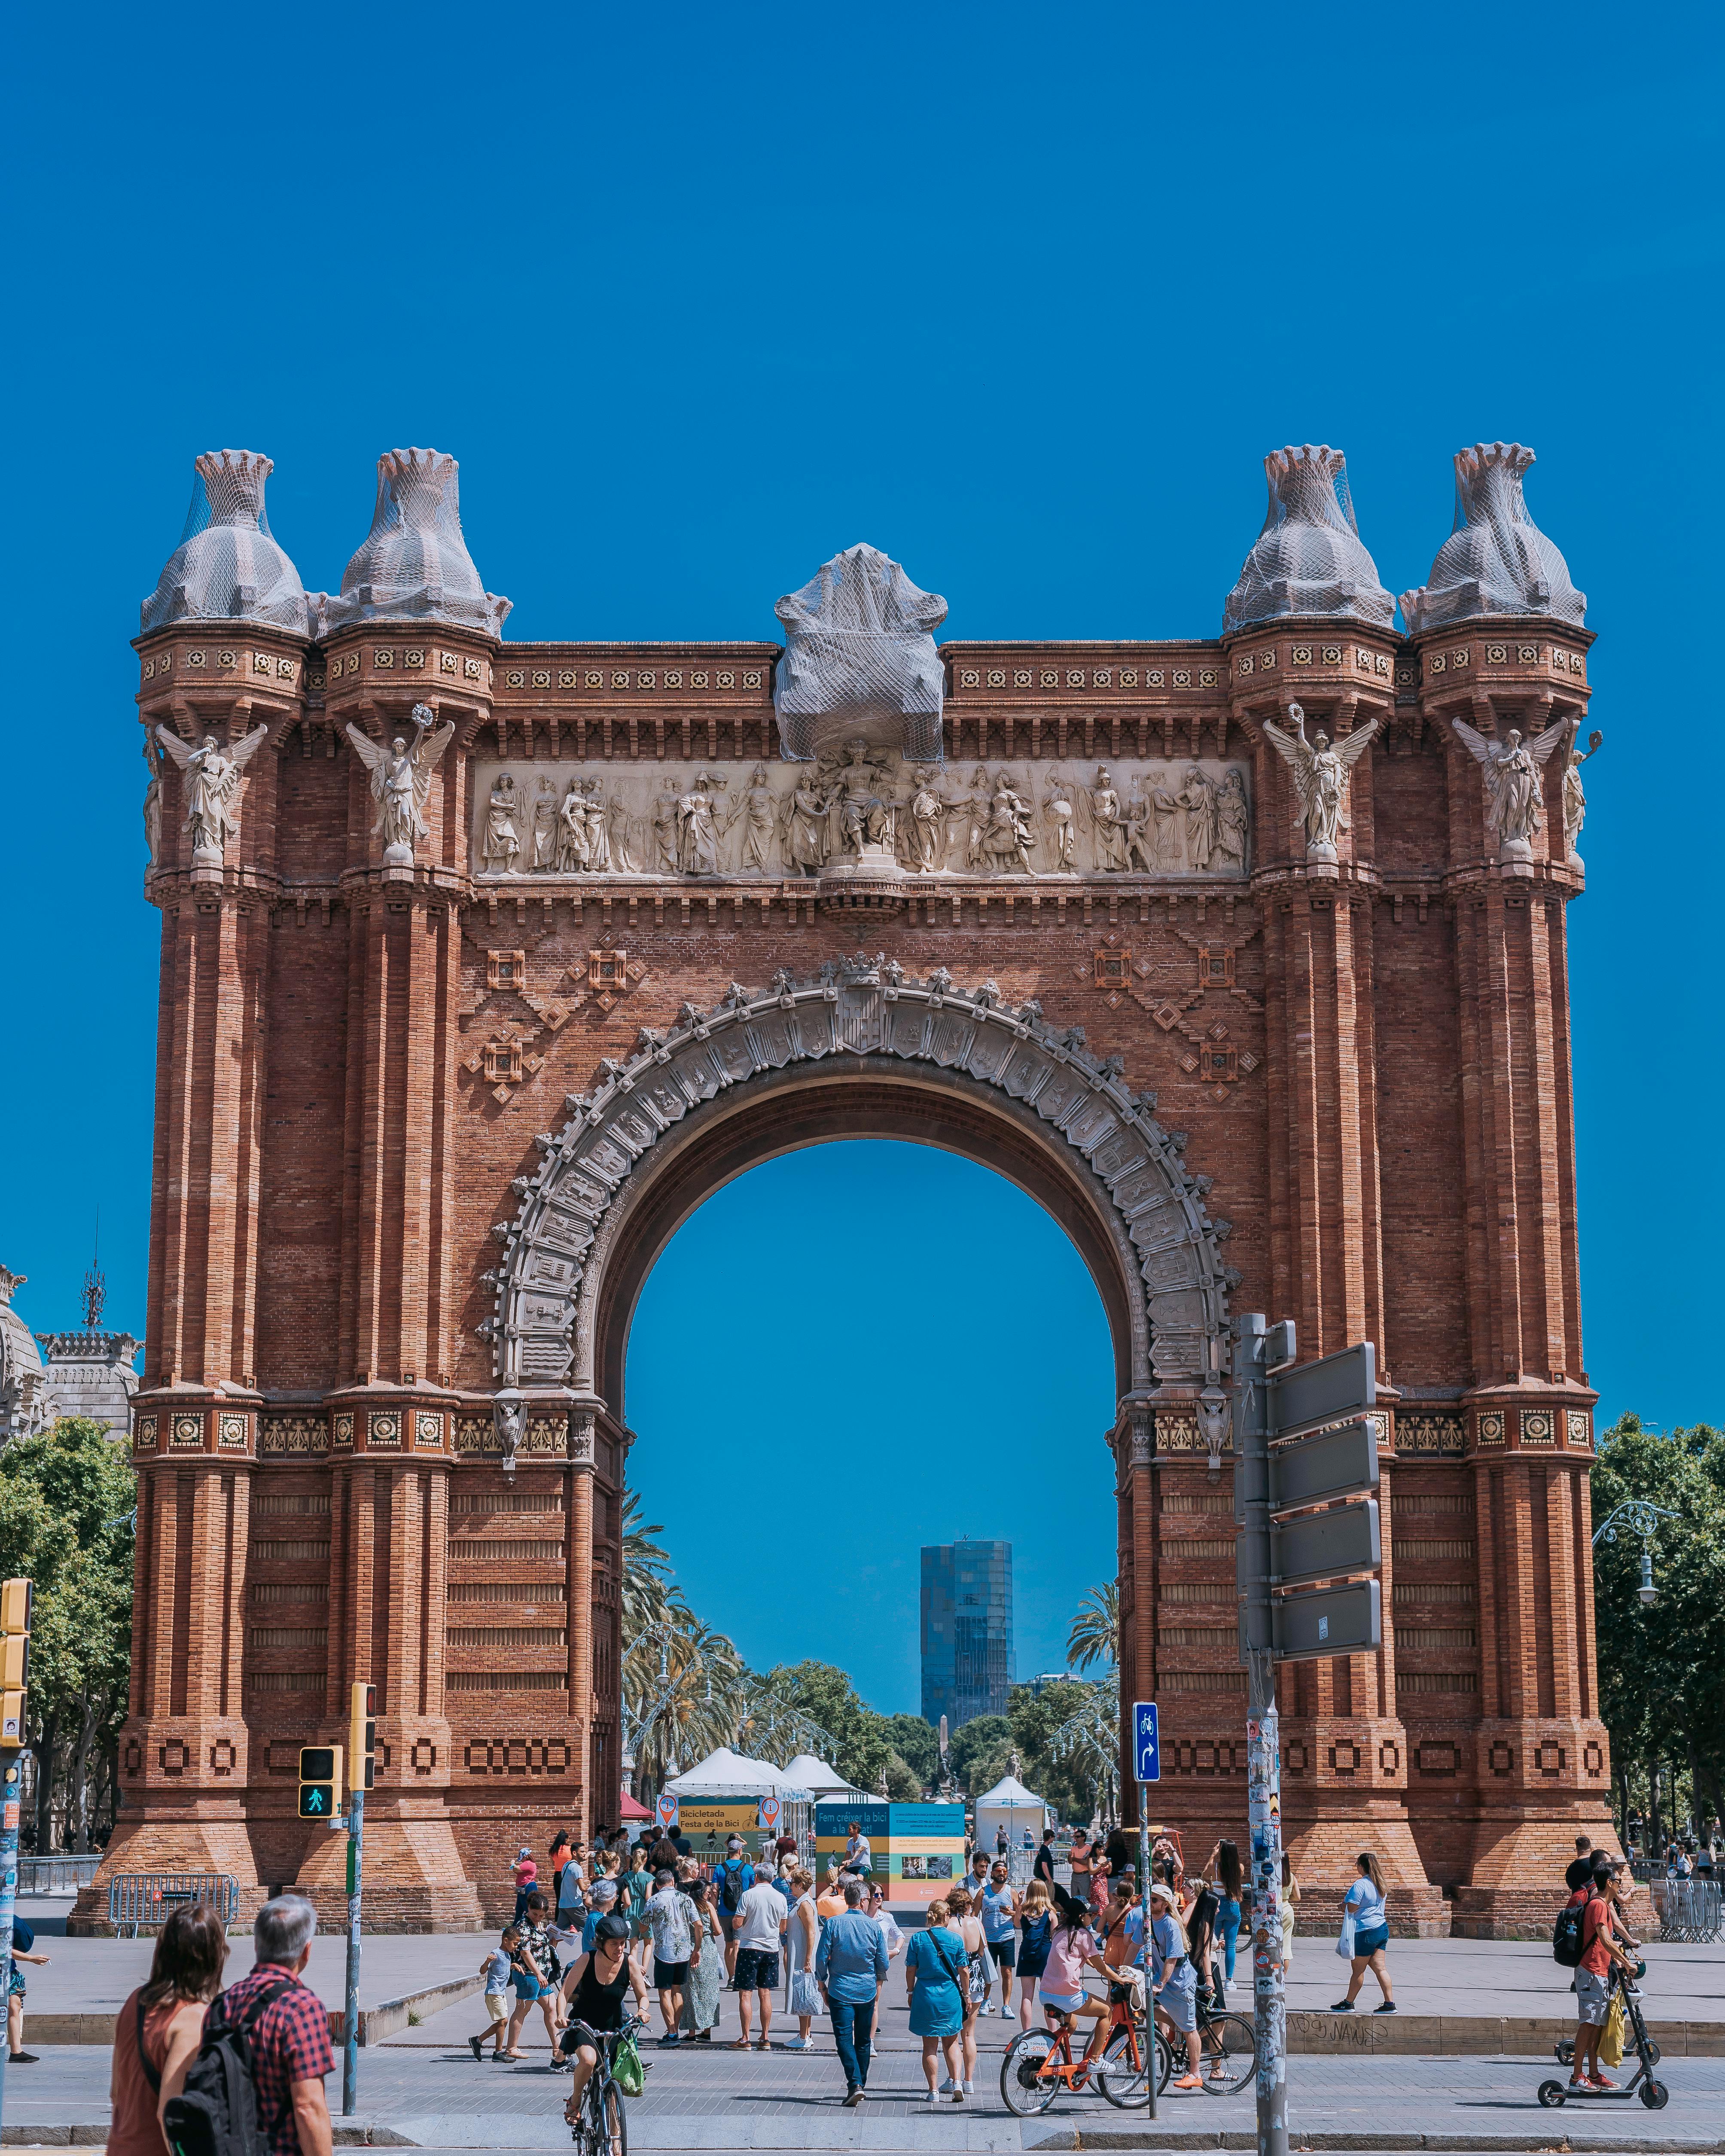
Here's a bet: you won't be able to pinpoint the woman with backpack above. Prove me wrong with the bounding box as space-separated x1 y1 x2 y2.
109 1903 228 2156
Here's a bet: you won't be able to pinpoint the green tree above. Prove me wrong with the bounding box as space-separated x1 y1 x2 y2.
948 1713 1012 1793
881 1712 939 1788
0 1419 135 1852
1005 1679 1103 1823
1591 1414 1725 1841
1066 1580 1120 1672
751 1661 892 1792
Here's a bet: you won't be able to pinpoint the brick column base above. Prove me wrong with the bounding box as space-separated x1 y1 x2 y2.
69 1807 266 1936
1450 1802 1620 1938
293 1799 485 1933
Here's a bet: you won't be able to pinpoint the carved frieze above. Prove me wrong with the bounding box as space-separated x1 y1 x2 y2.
468 754 1251 883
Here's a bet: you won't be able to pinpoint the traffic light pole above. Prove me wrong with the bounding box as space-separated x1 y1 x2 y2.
1235 1315 1288 2156
343 1784 363 2116
0 1750 20 2133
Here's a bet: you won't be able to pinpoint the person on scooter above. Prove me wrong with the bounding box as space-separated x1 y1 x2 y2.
1572 1861 1639 2092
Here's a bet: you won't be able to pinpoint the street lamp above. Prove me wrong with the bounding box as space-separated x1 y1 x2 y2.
1592 1499 1679 1607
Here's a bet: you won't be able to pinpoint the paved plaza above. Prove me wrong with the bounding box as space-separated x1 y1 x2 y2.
7 1915 1724 2151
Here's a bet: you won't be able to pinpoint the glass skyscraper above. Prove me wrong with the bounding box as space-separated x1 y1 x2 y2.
920 1539 1014 1728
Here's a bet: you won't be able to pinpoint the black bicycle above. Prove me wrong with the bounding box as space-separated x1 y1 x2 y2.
1153 1987 1255 2096
560 2014 644 2156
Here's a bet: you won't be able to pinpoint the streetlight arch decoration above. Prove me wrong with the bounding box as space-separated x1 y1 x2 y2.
1592 1499 1680 1607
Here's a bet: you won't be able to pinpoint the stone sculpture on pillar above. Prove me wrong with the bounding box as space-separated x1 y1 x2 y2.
1450 714 1570 869
1401 442 1586 632
494 1388 522 1479
344 703 455 867
154 723 270 869
773 542 947 763
1260 702 1378 870
1222 444 1393 634
1564 727 1603 863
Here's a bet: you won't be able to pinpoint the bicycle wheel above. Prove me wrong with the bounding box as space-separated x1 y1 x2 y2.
597 2083 628 2156
1098 2025 1151 2108
1198 2013 1256 2095
1000 2028 1063 2116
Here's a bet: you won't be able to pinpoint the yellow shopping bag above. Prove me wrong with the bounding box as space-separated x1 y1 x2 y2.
1598 1989 1626 2068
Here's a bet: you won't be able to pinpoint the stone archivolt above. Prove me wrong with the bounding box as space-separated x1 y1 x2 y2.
491 962 1234 1396
104 438 1610 1941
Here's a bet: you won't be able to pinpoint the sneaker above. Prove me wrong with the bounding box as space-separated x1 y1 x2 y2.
939 2077 960 2093
9 2051 40 2065
925 2090 940 2107
658 2032 681 2046
1589 2074 1619 2091
1173 2073 1204 2092
952 2089 966 2104
785 2035 810 2050
962 2080 975 2096
470 2035 485 2062
843 2089 863 2107
1331 1999 1355 2012
1374 2001 1397 2014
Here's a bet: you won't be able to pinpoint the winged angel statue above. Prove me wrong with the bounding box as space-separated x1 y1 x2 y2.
154 721 271 868
1261 702 1378 866
345 703 455 866
1448 713 1569 868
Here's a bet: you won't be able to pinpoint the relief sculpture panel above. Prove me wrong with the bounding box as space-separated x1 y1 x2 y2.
468 749 1251 880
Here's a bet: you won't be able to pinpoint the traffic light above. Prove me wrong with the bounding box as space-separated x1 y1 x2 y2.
348 1683 376 1794
298 1745 343 1820
0 1576 31 1744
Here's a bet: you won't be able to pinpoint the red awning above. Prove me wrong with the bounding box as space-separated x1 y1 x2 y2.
619 1791 653 1821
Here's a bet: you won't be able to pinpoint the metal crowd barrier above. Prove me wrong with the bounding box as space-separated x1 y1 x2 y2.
108 1873 240 1937
1650 1876 1723 1942
16 1855 101 1894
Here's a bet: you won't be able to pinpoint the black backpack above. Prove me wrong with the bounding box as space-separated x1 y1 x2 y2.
720 1861 748 1912
1552 1895 1588 1968
163 1975 294 2156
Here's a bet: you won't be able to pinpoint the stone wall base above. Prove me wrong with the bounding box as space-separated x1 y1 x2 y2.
293 1808 485 1933
69 1810 266 1937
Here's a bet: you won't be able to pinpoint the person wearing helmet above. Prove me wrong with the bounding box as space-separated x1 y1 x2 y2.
557 1913 649 2114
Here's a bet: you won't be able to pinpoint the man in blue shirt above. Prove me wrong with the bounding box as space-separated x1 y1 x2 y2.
814 1878 888 2105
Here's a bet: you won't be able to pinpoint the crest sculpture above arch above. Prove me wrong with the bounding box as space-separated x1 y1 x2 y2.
484 956 1238 1402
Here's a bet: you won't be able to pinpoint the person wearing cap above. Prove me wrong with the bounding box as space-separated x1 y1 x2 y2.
714 1836 755 1980
1147 1879 1203 2091
557 1914 649 2104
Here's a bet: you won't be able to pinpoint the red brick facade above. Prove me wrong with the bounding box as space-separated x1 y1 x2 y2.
83 604 1609 1936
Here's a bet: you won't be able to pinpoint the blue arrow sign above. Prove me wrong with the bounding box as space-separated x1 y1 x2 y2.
1132 1701 1160 1784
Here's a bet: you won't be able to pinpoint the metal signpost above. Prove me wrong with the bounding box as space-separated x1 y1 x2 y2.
344 1684 376 2117
1131 1701 1158 2121
1234 1316 1380 2156
0 1577 30 2139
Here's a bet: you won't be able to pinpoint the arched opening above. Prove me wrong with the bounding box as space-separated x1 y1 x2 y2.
623 1137 1118 1711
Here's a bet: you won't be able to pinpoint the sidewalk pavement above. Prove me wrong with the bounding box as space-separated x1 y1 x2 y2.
12 1973 1725 2151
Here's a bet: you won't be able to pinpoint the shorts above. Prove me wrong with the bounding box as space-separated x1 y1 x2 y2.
1575 1966 1611 2025
7 1968 23 2000
989 1936 1016 1970
631 1915 652 1941
1156 1971 1198 2034
654 1958 690 1989
1352 1923 1390 1958
733 1947 780 1992
1039 1986 1086 2015
511 1970 551 2002
483 1992 509 2025
717 1909 737 1937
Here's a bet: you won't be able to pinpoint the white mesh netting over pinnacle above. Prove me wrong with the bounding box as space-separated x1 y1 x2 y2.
140 450 309 635
1222 444 1394 636
772 543 948 762
318 448 511 636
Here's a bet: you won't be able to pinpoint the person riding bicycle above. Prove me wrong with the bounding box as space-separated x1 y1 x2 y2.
558 1914 650 2117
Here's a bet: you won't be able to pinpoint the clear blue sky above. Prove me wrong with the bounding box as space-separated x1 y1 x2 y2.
4 2 1719 1711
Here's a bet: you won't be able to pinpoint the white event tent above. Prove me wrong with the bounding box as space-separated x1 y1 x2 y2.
664 1746 810 1797
780 1751 870 1803
972 1772 1050 1858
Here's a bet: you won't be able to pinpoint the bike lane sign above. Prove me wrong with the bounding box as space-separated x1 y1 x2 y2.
1132 1700 1161 1783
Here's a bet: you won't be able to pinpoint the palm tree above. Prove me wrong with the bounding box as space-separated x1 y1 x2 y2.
619 1489 674 1644
1048 1678 1121 1828
1066 1580 1120 1672
625 1594 749 1793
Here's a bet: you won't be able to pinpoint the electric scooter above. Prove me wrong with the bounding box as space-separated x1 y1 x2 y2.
1540 1964 1668 2111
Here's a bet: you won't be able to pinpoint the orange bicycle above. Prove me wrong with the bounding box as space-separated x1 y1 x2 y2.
1000 1995 1170 2115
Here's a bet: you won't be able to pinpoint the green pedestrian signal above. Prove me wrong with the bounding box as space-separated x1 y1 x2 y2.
297 1745 343 1821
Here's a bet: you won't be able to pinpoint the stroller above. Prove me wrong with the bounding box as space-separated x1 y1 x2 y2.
1540 1964 1668 2110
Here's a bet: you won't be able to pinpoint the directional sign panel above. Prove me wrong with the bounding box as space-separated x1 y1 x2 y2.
1270 1498 1380 1587
1271 1418 1379 1512
656 1791 679 1830
1132 1700 1161 1784
1268 1341 1375 1439
1271 1580 1381 1661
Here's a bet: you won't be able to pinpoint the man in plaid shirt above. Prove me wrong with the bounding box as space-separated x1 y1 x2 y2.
203 1895 333 2156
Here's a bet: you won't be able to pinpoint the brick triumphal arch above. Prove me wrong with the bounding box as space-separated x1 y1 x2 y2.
89 439 1610 1934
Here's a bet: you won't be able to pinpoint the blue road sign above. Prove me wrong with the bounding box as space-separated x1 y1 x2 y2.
1132 1700 1161 1783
